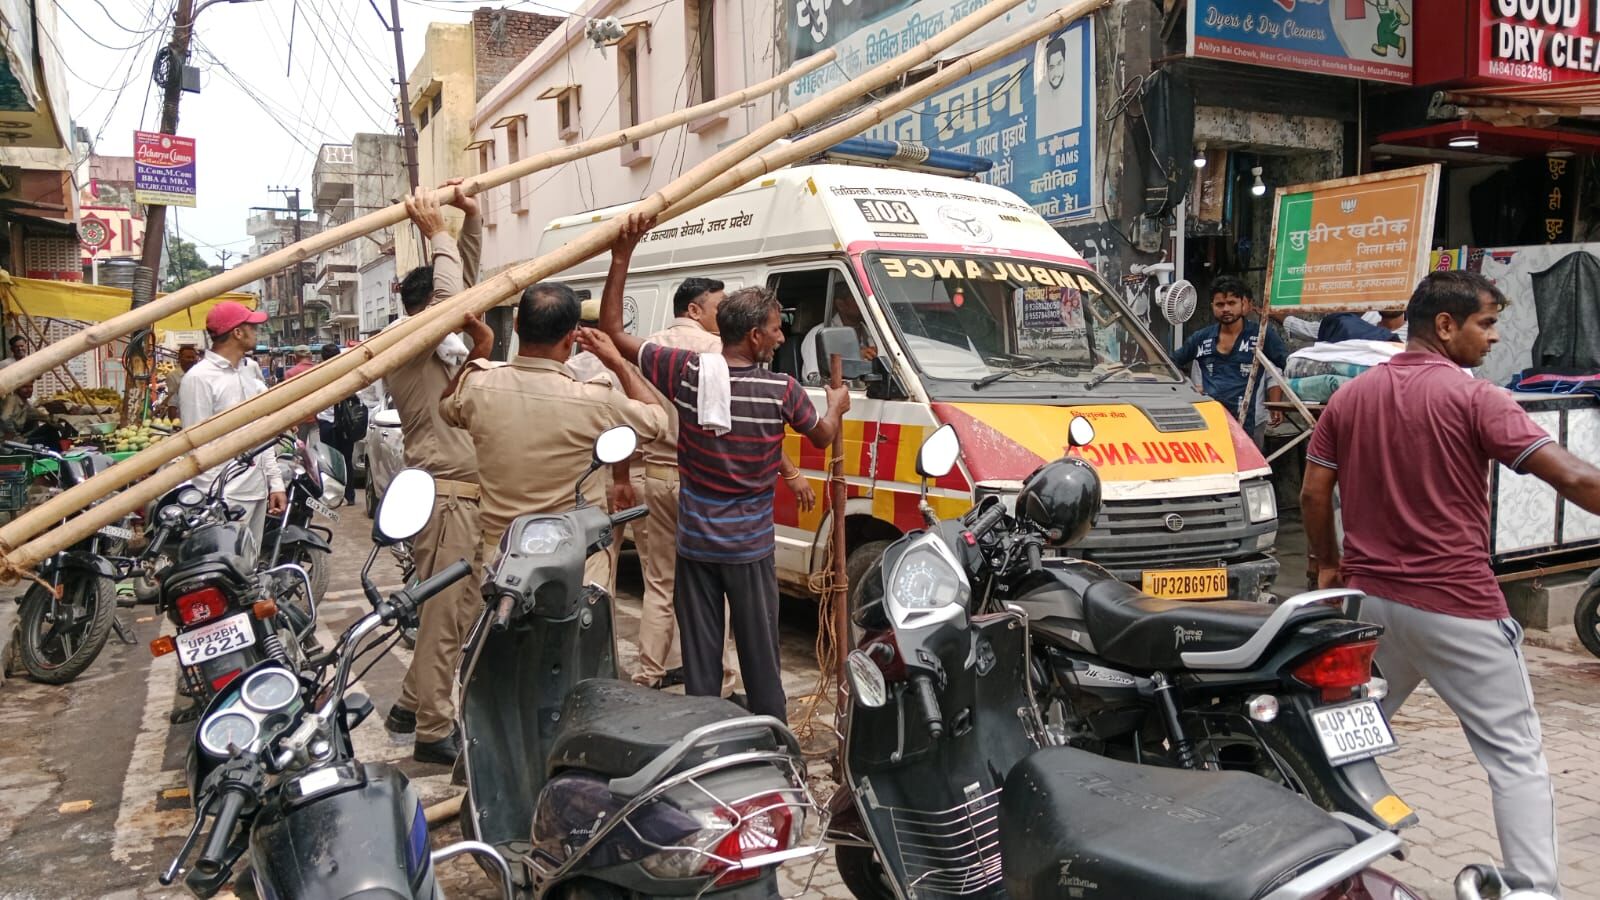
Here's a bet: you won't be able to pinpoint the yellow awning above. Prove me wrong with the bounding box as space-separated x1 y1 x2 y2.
0 274 258 339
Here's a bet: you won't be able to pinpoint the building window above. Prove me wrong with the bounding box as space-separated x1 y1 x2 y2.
418 106 430 130
468 138 495 226
559 92 577 139
687 0 715 105
619 37 641 142
430 93 442 116
492 115 528 214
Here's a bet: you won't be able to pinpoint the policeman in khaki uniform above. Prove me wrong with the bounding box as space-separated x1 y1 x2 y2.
384 182 483 765
567 299 645 595
442 282 667 587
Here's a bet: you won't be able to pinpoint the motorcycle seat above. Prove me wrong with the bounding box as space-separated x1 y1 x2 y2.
161 556 255 596
1000 747 1355 900
1082 579 1338 671
547 680 779 781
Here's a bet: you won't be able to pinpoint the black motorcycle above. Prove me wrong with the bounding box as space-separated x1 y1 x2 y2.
261 437 342 604
149 440 319 709
8 440 138 684
983 416 1415 832
829 422 1425 900
459 425 824 898
160 466 496 898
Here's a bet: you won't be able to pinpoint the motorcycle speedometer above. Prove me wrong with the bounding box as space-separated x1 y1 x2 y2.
178 487 205 507
241 668 298 712
517 519 571 555
200 711 259 757
158 504 183 525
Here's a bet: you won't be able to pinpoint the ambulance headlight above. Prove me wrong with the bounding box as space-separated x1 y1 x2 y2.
1243 481 1277 523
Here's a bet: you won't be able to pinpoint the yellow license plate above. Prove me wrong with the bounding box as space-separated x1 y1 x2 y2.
1142 568 1228 600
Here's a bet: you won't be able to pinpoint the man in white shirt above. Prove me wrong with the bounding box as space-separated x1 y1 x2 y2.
179 301 287 545
801 282 877 384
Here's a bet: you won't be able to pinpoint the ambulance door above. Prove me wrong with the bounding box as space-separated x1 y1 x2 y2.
765 264 882 590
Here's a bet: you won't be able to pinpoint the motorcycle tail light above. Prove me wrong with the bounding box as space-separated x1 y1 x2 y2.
1293 640 1378 702
177 586 228 626
706 793 797 886
211 669 242 693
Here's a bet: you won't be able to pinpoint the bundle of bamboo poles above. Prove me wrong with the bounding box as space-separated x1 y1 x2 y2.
0 0 1104 577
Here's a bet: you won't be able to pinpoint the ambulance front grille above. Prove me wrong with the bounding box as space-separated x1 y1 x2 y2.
1075 493 1248 566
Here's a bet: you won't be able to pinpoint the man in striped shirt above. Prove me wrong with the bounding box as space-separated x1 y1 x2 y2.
584 212 848 721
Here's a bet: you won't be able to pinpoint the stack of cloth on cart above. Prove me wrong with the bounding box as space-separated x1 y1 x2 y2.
1284 340 1407 403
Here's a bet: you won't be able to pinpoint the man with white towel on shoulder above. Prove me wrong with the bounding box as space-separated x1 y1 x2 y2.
581 212 849 723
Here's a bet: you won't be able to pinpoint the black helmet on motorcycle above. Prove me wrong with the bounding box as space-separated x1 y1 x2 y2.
1015 457 1101 547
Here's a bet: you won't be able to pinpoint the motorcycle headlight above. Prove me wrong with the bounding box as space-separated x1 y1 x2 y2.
886 537 970 617
1243 481 1277 524
517 519 571 555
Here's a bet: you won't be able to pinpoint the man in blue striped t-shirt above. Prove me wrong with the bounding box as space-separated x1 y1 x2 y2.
582 212 849 721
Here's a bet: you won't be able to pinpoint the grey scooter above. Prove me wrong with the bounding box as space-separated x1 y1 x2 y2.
457 426 825 899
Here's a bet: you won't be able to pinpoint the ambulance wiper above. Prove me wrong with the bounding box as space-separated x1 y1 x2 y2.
1084 364 1134 390
971 358 1081 389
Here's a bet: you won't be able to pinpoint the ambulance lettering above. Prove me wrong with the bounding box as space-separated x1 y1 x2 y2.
1069 441 1226 467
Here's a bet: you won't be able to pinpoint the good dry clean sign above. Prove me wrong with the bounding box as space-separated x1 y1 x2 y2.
1265 164 1439 311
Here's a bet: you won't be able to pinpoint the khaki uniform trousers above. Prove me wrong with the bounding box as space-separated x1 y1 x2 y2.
633 465 738 695
398 483 483 742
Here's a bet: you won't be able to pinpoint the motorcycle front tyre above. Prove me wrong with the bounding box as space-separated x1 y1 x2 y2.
18 574 116 684
834 845 896 900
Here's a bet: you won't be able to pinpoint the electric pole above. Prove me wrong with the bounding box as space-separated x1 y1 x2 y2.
388 0 421 191
267 188 304 343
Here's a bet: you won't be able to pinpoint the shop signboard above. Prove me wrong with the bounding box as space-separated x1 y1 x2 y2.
1474 0 1600 84
1187 0 1414 85
786 0 1096 222
133 131 196 208
1265 164 1440 310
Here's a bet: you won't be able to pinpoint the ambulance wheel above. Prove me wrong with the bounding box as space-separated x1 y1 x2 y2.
844 540 892 646
1575 583 1600 660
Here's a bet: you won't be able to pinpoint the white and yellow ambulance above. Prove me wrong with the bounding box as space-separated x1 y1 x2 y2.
540 162 1280 601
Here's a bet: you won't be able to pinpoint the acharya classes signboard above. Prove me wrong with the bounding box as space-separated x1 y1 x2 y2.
1415 0 1600 85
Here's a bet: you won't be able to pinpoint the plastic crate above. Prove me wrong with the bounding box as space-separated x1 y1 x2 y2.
0 453 32 511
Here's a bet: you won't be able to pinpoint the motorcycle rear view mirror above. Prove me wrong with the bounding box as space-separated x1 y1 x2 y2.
845 649 888 709
1067 415 1096 448
814 326 873 380
916 424 960 480
593 425 638 466
375 468 437 546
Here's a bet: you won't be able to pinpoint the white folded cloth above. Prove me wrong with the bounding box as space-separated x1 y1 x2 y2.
697 352 732 435
436 331 469 371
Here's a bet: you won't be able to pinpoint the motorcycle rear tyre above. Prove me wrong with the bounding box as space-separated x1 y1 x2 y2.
834 845 896 900
1575 584 1600 660
18 575 116 684
294 546 330 602
1224 722 1339 812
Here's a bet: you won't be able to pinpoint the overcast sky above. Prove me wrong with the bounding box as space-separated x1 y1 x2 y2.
56 0 578 265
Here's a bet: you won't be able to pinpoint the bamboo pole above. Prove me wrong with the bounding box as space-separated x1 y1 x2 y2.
0 51 838 398
0 0 1054 574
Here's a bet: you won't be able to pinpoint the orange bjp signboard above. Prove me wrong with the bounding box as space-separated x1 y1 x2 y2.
1265 164 1440 311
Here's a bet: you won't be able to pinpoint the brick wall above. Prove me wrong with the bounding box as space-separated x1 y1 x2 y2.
473 8 565 101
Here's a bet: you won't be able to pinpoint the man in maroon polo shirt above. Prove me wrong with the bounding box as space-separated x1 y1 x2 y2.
1303 271 1600 894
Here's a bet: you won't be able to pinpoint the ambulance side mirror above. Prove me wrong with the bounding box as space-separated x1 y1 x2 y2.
814 327 873 381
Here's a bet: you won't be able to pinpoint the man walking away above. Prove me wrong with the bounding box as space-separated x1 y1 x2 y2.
178 301 287 545
383 182 484 765
1171 276 1288 440
587 213 848 721
1303 271 1600 895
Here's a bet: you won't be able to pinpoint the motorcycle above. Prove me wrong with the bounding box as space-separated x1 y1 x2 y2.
261 436 342 605
458 425 825 898
8 440 139 684
159 466 497 898
942 416 1413 832
149 439 320 711
830 421 1425 900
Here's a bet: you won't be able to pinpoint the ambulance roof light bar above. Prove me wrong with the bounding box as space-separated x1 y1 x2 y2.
817 137 994 177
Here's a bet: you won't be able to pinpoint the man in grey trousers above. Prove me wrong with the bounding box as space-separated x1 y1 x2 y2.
1303 271 1600 895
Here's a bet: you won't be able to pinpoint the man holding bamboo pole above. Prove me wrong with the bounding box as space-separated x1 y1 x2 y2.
584 213 849 722
382 184 487 765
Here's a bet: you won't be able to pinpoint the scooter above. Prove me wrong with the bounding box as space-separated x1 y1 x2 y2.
830 421 1424 899
159 466 497 898
458 425 825 898
980 416 1416 832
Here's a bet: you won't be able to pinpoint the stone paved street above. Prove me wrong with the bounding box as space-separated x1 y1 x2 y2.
0 505 1596 898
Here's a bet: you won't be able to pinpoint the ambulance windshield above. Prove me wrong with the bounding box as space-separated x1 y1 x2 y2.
863 253 1180 391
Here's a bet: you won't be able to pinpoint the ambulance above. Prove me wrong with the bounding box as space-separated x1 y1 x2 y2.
539 157 1280 602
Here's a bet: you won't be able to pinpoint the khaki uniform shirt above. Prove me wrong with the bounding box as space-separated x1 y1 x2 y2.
387 216 482 484
640 317 721 469
441 356 667 551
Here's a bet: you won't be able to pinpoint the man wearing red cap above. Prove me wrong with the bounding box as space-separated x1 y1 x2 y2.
179 301 287 543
